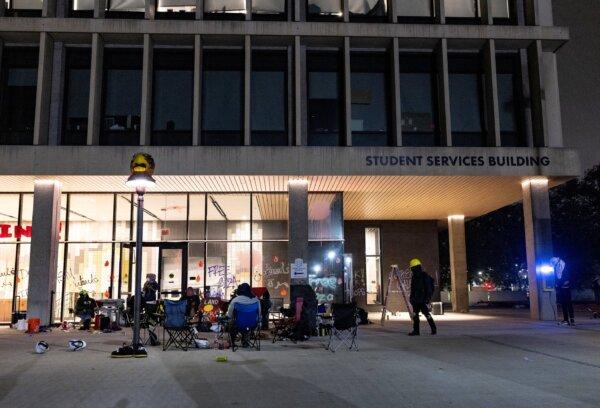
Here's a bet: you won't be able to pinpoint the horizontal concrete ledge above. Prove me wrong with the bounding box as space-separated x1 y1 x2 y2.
0 146 581 178
0 18 568 50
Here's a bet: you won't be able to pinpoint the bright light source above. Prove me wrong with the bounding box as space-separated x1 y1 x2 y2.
448 214 465 221
478 271 483 276
126 173 156 189
344 256 352 265
538 264 554 275
521 178 549 188
327 251 336 261
312 264 322 273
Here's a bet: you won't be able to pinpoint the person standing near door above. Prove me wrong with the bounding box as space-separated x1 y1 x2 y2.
552 257 575 325
143 273 160 315
408 258 437 336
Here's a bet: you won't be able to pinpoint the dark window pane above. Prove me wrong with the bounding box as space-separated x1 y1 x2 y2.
152 49 193 146
202 50 244 145
62 48 91 145
307 52 343 146
0 47 38 145
101 49 142 145
400 53 439 146
307 0 343 21
251 51 287 146
351 52 390 146
449 54 485 147
497 54 525 146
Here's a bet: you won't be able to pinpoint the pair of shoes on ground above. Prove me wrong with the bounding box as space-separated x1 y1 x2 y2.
111 343 147 358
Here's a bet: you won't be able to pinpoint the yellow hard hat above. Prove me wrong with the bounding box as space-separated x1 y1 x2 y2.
409 258 422 268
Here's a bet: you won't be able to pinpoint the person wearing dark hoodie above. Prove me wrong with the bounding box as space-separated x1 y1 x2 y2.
407 258 437 336
227 283 261 346
75 290 97 330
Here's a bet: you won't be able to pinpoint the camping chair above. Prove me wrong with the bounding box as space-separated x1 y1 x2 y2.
271 297 304 343
326 303 359 352
229 302 261 351
162 300 194 351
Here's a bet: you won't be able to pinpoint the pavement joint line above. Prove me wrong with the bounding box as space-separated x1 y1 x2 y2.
466 335 600 370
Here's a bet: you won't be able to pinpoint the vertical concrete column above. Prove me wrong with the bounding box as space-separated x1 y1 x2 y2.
288 180 309 285
28 180 62 326
244 35 252 146
483 39 501 146
390 38 402 146
34 33 55 145
294 0 304 21
342 0 349 22
94 0 107 18
87 33 104 145
436 38 451 146
522 178 556 320
196 0 204 19
387 0 396 23
480 0 494 24
293 36 306 145
146 0 157 19
245 0 252 20
43 0 57 17
448 215 469 313
527 40 547 147
193 35 202 145
287 45 294 145
523 0 539 25
140 34 154 146
433 0 445 24
55 0 68 17
48 42 66 145
343 37 352 146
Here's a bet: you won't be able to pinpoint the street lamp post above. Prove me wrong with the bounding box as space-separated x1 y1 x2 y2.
125 154 156 351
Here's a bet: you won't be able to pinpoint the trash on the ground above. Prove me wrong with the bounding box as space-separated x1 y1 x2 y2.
194 338 210 349
35 341 49 354
68 339 87 351
523 356 532 362
215 355 228 362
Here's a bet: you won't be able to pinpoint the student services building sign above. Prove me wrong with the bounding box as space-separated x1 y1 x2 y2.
365 154 551 168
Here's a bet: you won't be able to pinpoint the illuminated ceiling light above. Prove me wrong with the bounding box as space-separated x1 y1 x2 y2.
521 178 549 188
312 264 322 273
448 214 465 221
288 178 309 186
35 179 62 187
327 251 336 261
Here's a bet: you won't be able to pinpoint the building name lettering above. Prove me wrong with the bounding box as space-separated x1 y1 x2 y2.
365 155 551 168
0 224 32 239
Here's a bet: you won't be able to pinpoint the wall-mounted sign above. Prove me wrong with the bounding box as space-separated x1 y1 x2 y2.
0 224 32 239
291 258 308 280
366 154 551 168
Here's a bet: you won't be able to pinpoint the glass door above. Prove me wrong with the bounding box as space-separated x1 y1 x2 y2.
159 244 187 300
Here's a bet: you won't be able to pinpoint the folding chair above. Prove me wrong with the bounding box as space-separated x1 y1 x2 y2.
162 300 194 351
229 302 261 352
326 303 359 352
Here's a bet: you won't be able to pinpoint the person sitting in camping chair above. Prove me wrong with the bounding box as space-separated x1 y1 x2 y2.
75 290 97 330
227 283 261 350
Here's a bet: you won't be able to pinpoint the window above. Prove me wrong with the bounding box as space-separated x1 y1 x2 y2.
307 0 342 21
0 47 38 145
252 194 288 240
365 227 381 305
204 0 245 20
202 49 244 145
397 0 433 22
445 0 514 23
497 53 525 147
69 0 95 17
206 194 251 240
5 0 43 16
251 50 288 146
152 49 194 146
63 48 91 145
68 194 114 242
133 194 188 241
101 48 143 145
157 0 196 19
449 53 486 147
400 53 440 146
206 242 250 299
307 51 343 146
309 193 343 241
349 0 387 22
252 0 286 20
106 0 145 18
351 52 391 146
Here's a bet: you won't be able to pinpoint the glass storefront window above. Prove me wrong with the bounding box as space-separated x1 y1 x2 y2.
0 194 20 243
206 194 251 241
365 227 381 304
309 193 343 241
189 194 206 240
68 194 114 242
63 48 91 145
351 52 391 146
307 0 343 20
115 194 132 242
349 0 387 21
135 194 188 241
206 242 250 299
252 193 288 240
188 242 205 290
0 47 38 145
252 241 289 302
0 244 16 323
308 241 344 305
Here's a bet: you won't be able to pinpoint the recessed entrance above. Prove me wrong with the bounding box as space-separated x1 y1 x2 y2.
119 243 188 301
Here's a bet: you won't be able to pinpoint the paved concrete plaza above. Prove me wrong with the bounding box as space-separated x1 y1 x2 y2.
1 310 599 408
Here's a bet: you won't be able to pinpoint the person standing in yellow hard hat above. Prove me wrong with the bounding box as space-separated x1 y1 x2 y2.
408 258 437 336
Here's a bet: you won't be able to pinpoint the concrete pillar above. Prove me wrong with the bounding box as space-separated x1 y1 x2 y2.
523 0 539 25
27 180 62 326
193 35 202 145
87 33 104 145
434 0 445 24
483 39 501 146
480 0 494 24
145 0 157 19
43 0 57 17
140 34 154 146
527 40 547 147
94 0 107 18
448 215 469 313
244 35 252 146
48 42 66 145
245 0 251 20
33 32 55 145
343 37 352 146
195 0 204 19
390 38 402 146
55 0 68 17
522 178 556 320
387 0 396 22
288 180 309 285
342 0 349 22
436 39 451 146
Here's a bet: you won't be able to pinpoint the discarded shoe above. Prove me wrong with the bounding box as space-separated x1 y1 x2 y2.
111 344 134 358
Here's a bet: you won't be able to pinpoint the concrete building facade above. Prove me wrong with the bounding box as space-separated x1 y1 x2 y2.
0 0 579 324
